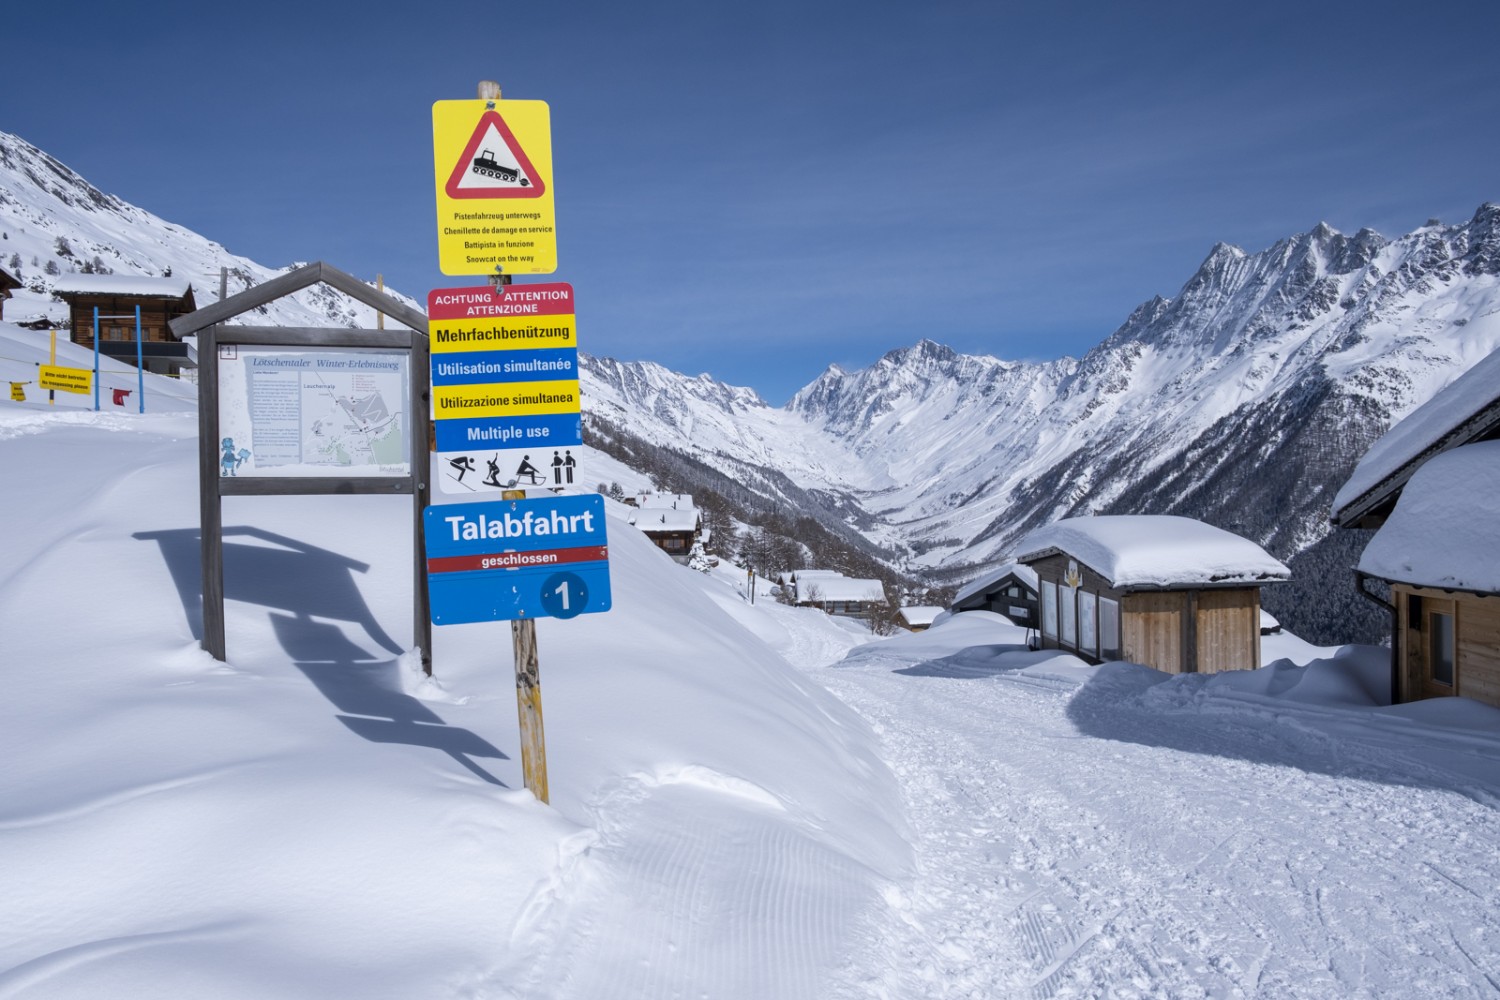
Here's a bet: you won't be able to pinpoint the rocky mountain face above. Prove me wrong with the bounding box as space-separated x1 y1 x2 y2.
5 128 1496 642
589 206 1500 642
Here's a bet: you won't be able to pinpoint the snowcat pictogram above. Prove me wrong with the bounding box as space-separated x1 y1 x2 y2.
471 150 528 186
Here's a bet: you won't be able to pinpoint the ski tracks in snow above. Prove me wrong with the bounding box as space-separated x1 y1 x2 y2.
801 650 1500 998
500 764 879 1000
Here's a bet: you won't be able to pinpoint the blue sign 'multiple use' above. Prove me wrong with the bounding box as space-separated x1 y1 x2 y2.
424 494 612 625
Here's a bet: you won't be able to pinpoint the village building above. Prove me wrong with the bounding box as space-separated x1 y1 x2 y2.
899 606 944 632
1332 348 1500 709
630 503 700 564
1015 515 1289 673
0 266 20 321
52 273 198 376
782 570 888 618
951 561 1040 629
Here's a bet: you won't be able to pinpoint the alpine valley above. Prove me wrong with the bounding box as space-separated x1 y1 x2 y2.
4 128 1497 643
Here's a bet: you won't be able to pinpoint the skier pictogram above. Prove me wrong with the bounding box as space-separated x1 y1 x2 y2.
444 110 546 199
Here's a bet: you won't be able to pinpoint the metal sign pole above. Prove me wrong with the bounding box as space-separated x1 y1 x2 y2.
92 307 100 412
134 304 145 413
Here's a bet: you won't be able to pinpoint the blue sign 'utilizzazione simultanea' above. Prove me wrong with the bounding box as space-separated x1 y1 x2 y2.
424 494 611 624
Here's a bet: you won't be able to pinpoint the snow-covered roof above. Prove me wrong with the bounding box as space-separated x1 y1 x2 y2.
1358 441 1500 594
1016 515 1289 589
899 606 944 627
798 576 886 603
952 561 1039 605
778 569 843 585
50 273 194 299
1333 346 1500 524
632 508 698 532
635 492 694 510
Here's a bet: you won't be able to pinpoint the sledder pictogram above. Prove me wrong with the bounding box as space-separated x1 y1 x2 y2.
445 110 545 199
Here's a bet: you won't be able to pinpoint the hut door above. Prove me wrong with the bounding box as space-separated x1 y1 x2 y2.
1421 598 1458 700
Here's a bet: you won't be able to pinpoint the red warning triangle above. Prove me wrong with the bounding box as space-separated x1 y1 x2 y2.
444 110 546 199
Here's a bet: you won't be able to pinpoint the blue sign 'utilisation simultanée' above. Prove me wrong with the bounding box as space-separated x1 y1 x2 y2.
424 494 611 624
430 348 578 386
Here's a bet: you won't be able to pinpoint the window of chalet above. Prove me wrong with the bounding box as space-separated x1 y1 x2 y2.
1099 598 1121 660
662 538 685 550
1430 611 1455 686
1079 591 1097 656
1060 585 1078 647
1041 580 1057 639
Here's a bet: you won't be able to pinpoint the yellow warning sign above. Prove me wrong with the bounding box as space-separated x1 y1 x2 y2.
433 99 557 276
38 364 93 395
9 382 27 402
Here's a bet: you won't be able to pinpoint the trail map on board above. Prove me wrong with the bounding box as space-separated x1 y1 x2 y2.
217 348 411 477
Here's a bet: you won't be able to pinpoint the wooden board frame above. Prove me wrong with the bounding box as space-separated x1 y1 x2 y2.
181 264 433 672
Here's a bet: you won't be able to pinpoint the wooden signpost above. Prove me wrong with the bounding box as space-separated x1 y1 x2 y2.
421 81 610 805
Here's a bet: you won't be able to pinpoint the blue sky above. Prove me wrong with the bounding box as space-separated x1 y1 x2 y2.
10 0 1499 402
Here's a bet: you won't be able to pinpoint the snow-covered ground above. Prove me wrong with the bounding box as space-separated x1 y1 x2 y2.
3 353 1499 998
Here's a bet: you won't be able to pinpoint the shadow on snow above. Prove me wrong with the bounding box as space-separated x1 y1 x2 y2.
134 525 509 786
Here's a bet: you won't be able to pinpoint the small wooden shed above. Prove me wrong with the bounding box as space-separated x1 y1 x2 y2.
1333 349 1500 710
53 274 198 375
0 266 20 321
951 562 1040 629
1016 515 1289 673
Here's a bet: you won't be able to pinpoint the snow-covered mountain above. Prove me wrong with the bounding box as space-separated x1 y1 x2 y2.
6 127 1497 641
0 130 418 330
577 207 1500 639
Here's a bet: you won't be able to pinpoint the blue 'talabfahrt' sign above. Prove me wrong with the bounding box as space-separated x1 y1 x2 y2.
424 494 612 625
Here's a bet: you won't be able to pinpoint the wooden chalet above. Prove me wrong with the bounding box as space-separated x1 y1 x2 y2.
951 562 1040 629
1332 349 1500 710
631 505 700 564
784 570 888 618
52 274 198 376
0 266 19 321
1016 515 1289 673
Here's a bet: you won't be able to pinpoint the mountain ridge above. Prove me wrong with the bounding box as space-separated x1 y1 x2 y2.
6 127 1497 641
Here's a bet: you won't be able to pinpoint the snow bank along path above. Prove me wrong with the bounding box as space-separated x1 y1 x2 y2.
774 610 1500 998
0 408 910 999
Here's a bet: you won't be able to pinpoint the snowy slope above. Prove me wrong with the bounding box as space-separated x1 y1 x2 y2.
5 362 1500 997
0 404 909 998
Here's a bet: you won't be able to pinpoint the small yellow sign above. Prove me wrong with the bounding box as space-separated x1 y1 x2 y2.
9 382 28 402
38 364 93 395
433 99 557 276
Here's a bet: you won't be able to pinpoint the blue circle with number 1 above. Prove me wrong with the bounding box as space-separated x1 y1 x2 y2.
541 571 589 619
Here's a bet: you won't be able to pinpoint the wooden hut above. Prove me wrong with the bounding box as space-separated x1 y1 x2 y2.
52 274 198 376
0 266 19 321
951 562 1040 629
631 505 700 564
1016 515 1288 673
1332 349 1500 709
899 606 944 632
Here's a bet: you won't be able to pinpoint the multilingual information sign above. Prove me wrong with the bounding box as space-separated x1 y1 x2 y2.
429 282 582 459
432 99 557 276
424 494 612 624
